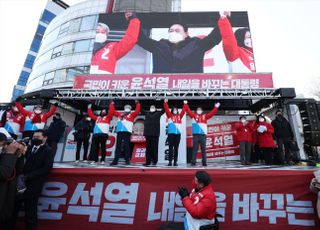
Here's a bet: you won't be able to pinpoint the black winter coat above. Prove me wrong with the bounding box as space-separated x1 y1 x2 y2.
0 154 17 221
143 110 165 137
74 120 92 141
138 26 221 73
271 117 294 139
22 144 54 198
47 118 66 142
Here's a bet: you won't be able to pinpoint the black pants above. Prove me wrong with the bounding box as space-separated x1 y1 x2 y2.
276 137 292 163
168 134 181 163
261 147 274 165
192 134 207 164
113 132 131 163
145 136 159 165
76 138 89 161
12 195 39 230
90 135 108 162
47 139 58 156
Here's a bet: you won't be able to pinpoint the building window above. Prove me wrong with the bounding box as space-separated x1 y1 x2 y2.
67 66 90 81
53 69 67 83
62 42 74 55
44 71 55 81
69 18 81 33
74 39 92 53
58 21 70 37
80 15 97 31
51 45 63 58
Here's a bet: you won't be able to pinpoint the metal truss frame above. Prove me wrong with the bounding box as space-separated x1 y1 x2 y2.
55 88 280 100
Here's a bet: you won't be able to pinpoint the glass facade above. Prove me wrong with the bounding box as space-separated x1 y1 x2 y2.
21 0 110 95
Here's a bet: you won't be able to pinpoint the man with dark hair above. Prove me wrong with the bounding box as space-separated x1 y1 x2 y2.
271 109 294 164
142 105 165 166
12 129 55 230
47 113 66 156
178 170 217 230
138 20 221 73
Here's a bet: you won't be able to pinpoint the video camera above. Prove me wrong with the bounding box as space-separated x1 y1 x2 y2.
5 137 30 146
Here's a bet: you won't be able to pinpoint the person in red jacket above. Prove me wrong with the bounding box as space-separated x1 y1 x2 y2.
178 171 217 230
110 101 141 166
16 99 58 140
1 104 25 139
90 12 140 74
163 99 187 166
218 11 255 73
254 115 275 165
235 116 253 165
185 102 221 166
87 104 113 164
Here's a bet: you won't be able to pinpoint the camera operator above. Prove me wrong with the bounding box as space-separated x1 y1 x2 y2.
178 171 217 230
0 133 27 229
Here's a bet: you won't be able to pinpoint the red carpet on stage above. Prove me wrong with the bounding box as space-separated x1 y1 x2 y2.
19 168 319 229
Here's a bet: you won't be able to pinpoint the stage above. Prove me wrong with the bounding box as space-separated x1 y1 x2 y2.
27 161 320 230
53 160 317 171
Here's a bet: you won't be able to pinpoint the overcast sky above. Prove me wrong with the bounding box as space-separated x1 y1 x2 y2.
0 0 319 102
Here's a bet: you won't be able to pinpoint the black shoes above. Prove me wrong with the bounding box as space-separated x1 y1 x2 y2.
173 162 178 166
110 161 118 166
202 162 207 167
168 162 172 166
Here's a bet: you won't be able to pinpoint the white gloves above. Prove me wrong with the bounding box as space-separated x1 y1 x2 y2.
257 125 267 133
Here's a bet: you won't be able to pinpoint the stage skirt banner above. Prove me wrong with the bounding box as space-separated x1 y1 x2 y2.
73 73 274 90
32 168 319 230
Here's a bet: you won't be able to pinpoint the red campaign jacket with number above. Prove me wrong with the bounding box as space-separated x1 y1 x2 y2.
218 17 255 72
111 103 141 133
254 122 275 148
182 184 217 220
16 102 57 131
3 110 25 134
90 18 140 74
235 122 253 142
163 102 186 134
87 107 113 135
185 104 218 135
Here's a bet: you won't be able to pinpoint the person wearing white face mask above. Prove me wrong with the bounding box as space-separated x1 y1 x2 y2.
254 115 275 165
141 105 165 166
110 101 141 166
15 98 58 141
185 102 221 166
218 11 256 73
235 116 253 165
1 104 25 140
163 99 188 166
138 18 221 73
90 12 140 74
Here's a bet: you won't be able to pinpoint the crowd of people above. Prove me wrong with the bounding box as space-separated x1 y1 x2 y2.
0 98 297 168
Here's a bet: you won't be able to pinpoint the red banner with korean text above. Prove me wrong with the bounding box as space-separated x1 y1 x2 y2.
73 73 273 90
28 168 319 230
187 121 240 159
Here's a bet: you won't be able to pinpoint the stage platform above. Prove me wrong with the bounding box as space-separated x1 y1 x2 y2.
31 160 320 230
53 160 318 171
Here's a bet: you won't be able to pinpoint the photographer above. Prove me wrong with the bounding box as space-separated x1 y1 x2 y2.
0 132 27 229
178 171 217 230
